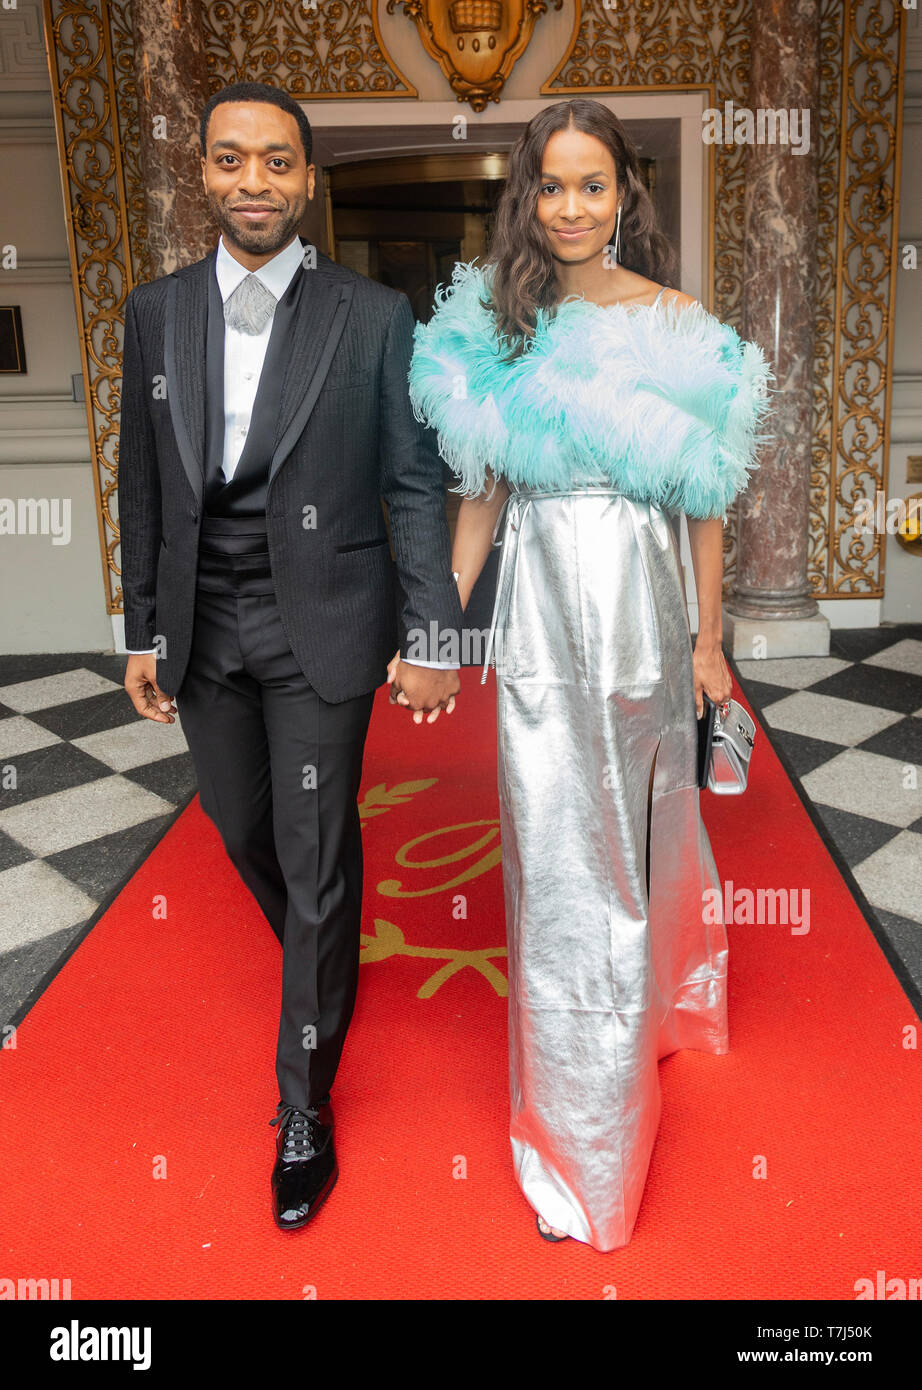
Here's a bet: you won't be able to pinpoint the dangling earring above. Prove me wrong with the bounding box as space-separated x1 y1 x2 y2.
612 203 623 265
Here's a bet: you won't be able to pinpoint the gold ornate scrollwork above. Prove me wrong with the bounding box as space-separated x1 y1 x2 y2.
42 0 133 614
200 0 416 97
109 0 153 289
827 0 904 597
809 0 846 596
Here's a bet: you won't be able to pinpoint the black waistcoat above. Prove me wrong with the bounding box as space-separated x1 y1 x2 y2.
203 259 305 517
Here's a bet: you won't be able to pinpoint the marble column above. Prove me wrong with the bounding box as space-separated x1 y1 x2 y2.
722 0 830 658
129 0 213 276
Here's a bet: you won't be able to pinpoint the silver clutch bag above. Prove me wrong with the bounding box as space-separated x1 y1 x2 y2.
707 698 756 794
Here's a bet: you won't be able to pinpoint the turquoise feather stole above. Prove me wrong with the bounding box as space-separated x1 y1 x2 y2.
407 260 775 521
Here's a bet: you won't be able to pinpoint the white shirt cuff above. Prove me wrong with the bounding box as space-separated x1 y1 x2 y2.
401 657 460 670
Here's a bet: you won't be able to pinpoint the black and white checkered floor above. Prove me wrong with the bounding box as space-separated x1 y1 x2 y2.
731 623 922 1006
0 653 197 1027
1 625 920 1032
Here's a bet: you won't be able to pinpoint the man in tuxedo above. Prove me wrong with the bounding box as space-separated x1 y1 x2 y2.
119 82 462 1230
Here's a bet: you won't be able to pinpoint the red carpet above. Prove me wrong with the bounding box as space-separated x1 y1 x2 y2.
1 673 919 1299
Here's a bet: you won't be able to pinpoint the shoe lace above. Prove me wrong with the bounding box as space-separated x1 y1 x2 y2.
269 1101 326 1159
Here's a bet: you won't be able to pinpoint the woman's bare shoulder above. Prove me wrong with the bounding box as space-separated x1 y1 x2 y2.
658 287 700 313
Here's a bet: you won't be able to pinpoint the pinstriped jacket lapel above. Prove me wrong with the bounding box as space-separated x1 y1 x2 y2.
269 260 354 484
164 253 212 502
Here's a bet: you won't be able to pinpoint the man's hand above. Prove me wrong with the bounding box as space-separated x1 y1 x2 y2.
125 653 177 724
387 653 459 725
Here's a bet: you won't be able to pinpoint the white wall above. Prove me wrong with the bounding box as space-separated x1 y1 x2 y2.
0 0 112 653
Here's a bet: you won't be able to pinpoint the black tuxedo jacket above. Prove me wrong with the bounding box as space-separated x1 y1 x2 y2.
118 241 463 702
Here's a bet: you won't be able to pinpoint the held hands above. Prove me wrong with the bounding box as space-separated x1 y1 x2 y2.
386 651 459 725
692 638 732 719
124 653 177 724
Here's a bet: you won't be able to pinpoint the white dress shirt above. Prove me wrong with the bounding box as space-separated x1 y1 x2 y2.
127 235 456 670
214 233 303 482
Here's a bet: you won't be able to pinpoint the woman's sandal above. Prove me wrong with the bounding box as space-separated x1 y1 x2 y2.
536 1213 570 1242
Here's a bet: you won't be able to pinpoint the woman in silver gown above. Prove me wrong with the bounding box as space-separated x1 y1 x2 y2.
405 100 772 1251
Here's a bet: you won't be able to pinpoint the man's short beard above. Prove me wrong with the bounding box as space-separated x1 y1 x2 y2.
209 193 306 257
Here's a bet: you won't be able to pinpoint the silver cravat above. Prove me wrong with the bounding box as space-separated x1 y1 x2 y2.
223 273 277 334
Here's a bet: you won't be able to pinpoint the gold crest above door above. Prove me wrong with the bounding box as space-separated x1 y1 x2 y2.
387 0 563 110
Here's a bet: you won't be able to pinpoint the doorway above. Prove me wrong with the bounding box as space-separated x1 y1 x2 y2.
325 150 509 320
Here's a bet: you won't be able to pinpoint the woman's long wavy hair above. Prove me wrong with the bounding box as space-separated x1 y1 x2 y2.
483 99 677 361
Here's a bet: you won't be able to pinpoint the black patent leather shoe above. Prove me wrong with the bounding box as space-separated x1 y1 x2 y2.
269 1096 337 1231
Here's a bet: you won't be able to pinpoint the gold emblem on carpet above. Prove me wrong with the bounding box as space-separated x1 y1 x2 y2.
358 779 506 996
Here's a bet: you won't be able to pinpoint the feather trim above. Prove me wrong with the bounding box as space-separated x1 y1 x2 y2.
408 259 776 521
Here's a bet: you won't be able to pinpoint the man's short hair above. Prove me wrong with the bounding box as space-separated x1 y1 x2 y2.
200 82 312 168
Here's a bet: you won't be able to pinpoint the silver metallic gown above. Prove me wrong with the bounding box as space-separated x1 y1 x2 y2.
485 485 729 1251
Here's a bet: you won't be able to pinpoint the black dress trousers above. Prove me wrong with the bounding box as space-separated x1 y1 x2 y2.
175 516 375 1110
